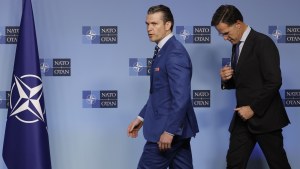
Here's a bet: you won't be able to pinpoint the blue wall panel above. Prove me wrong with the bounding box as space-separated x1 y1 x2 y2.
1 0 299 168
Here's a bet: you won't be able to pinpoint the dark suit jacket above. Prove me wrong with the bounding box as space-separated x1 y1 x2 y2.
139 36 199 142
222 29 290 134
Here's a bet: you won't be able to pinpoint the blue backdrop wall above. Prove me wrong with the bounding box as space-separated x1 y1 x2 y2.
1 0 299 168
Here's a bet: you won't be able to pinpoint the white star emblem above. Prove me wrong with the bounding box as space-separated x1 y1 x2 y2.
10 74 45 123
272 29 282 40
180 29 191 41
40 62 50 73
86 29 97 40
133 62 143 72
86 94 96 105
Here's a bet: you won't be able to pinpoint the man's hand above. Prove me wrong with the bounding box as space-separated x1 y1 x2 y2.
127 118 143 138
220 65 234 81
157 131 174 151
234 106 254 121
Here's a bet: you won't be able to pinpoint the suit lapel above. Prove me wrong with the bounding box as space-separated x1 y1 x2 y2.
235 30 256 75
150 36 176 92
151 36 175 68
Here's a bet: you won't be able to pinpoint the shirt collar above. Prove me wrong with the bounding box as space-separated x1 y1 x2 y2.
240 26 251 43
157 33 173 49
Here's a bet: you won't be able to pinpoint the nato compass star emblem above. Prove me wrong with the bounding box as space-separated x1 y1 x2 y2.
180 29 191 41
133 62 143 72
9 74 45 124
86 94 96 105
40 62 50 73
85 29 97 40
272 29 282 40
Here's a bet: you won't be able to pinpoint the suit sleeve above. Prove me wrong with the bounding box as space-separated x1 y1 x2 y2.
138 102 147 118
221 78 235 89
250 36 282 117
164 49 192 135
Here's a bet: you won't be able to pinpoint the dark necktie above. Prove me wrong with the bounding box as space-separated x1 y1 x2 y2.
232 42 241 69
152 45 160 62
150 45 159 94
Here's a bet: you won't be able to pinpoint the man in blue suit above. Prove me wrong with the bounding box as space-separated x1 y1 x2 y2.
127 4 199 169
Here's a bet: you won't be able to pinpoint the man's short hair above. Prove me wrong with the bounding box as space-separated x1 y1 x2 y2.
148 5 174 31
211 5 243 26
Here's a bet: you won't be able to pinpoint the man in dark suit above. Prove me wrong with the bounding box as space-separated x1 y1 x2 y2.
211 5 291 169
127 4 199 169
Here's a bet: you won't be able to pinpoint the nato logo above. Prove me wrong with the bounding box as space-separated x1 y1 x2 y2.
176 26 211 44
40 58 71 76
129 58 152 76
192 90 210 107
0 91 9 109
82 26 100 44
9 74 46 123
283 89 300 107
100 26 118 44
82 26 118 44
100 90 118 108
269 26 300 43
82 91 101 108
0 26 19 44
82 90 118 108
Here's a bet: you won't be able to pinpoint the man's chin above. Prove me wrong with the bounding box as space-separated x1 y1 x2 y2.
149 39 156 43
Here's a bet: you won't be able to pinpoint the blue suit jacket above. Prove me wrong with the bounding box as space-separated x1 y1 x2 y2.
139 36 199 142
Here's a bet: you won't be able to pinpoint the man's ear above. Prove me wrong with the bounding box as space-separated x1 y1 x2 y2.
165 21 172 31
235 20 242 29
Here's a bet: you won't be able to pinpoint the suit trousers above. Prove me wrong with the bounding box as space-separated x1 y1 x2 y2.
226 118 291 169
137 138 193 169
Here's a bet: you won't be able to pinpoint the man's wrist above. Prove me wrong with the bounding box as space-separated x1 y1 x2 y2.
165 131 174 136
137 116 144 122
